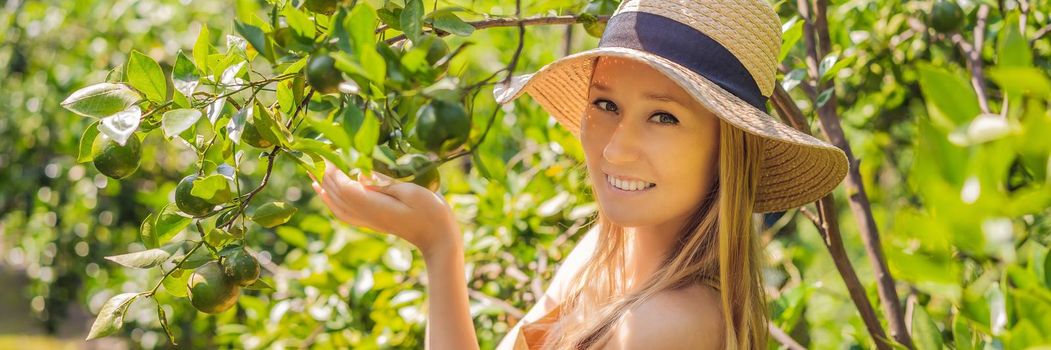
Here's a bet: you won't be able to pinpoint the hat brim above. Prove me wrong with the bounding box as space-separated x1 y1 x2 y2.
493 47 849 213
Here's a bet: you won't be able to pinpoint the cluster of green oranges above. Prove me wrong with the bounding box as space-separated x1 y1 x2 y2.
304 34 464 192
187 249 260 314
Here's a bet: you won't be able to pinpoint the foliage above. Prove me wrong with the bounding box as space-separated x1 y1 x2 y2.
0 0 1049 349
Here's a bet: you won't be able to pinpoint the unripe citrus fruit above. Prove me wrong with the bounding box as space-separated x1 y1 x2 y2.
929 1 964 34
92 135 141 180
413 99 470 154
187 261 240 314
222 250 260 287
306 54 342 94
176 175 215 217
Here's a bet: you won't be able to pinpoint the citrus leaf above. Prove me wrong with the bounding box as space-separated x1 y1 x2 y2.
190 174 233 204
86 292 140 340
400 0 423 43
156 303 177 345
243 278 275 291
912 304 944 350
77 120 101 163
61 83 141 118
283 6 314 39
140 212 158 248
227 105 251 144
431 11 474 36
193 26 212 74
235 20 272 63
97 105 142 146
251 201 298 228
354 107 380 159
917 64 980 128
162 269 190 297
172 52 200 98
155 204 191 243
127 50 168 103
104 248 174 269
161 109 202 139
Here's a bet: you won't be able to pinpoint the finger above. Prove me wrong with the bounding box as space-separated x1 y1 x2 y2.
315 185 368 227
324 161 412 215
360 171 429 207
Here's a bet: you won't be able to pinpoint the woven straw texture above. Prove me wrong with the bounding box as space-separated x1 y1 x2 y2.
493 0 849 213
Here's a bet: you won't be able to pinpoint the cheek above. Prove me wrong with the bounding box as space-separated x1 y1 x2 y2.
579 112 613 158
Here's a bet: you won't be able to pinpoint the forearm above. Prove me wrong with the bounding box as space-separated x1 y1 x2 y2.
422 235 479 350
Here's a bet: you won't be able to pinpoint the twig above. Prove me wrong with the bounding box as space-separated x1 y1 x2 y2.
950 5 991 113
467 289 525 320
1032 23 1051 44
768 322 806 350
799 0 912 347
383 14 611 45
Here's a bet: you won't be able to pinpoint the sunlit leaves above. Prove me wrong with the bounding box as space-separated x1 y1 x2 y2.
400 0 424 43
98 105 142 146
161 109 202 138
251 202 298 228
172 52 201 98
126 50 168 103
86 293 141 340
917 64 980 129
61 83 140 118
429 10 474 37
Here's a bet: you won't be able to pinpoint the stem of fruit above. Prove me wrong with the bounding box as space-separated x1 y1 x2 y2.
145 239 207 298
219 90 314 230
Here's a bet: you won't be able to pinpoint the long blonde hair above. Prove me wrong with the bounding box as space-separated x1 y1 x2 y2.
540 119 769 349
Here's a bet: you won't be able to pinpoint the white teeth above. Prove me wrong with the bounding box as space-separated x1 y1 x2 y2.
607 175 654 191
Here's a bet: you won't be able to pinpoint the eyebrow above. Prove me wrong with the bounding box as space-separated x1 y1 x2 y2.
591 82 689 108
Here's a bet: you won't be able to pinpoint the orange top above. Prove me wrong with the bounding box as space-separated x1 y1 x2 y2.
512 303 564 350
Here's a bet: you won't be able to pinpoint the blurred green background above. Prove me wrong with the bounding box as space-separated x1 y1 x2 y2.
1 0 1050 349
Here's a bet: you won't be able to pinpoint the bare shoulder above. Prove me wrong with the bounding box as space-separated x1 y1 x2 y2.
602 284 725 350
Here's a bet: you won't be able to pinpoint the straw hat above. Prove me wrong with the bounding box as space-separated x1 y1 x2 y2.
492 0 849 213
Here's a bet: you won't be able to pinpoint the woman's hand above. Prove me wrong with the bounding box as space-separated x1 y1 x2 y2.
309 160 460 257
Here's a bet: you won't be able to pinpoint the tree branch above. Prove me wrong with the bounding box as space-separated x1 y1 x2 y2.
798 0 912 347
950 5 992 113
771 84 892 350
383 14 611 45
768 322 806 350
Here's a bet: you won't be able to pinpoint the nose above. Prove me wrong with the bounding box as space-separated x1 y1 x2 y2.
602 119 642 164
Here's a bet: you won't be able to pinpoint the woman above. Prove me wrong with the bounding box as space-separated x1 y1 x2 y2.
310 0 849 348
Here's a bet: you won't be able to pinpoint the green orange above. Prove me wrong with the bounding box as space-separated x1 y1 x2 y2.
92 135 141 180
175 175 215 217
187 261 240 314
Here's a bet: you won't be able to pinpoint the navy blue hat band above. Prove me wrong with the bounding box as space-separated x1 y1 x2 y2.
597 11 768 110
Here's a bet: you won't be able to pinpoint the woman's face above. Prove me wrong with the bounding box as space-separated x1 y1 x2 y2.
580 56 720 229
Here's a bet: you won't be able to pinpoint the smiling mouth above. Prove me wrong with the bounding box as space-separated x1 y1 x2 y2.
605 174 656 192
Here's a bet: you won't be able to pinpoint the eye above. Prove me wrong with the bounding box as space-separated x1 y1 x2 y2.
592 99 618 113
649 112 680 125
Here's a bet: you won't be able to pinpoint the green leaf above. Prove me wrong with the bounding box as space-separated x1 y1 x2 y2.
77 120 101 163
284 6 315 39
86 292 140 340
104 247 175 269
779 16 803 63
140 212 158 248
243 278 275 291
156 302 176 345
997 13 1032 68
286 149 327 182
172 52 200 98
354 107 380 159
819 54 855 83
400 0 423 43
342 103 365 139
251 202 298 228
988 67 1051 98
161 109 202 139
917 64 980 128
61 83 141 118
127 50 168 104
347 4 378 51
190 174 233 204
781 69 805 92
912 304 944 350
816 87 834 107
431 11 474 36
307 114 352 150
155 204 191 243
227 105 251 145
193 26 212 74
276 226 309 248
952 313 975 350
235 20 273 63
292 137 350 174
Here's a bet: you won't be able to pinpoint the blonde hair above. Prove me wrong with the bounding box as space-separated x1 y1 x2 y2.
538 119 769 349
